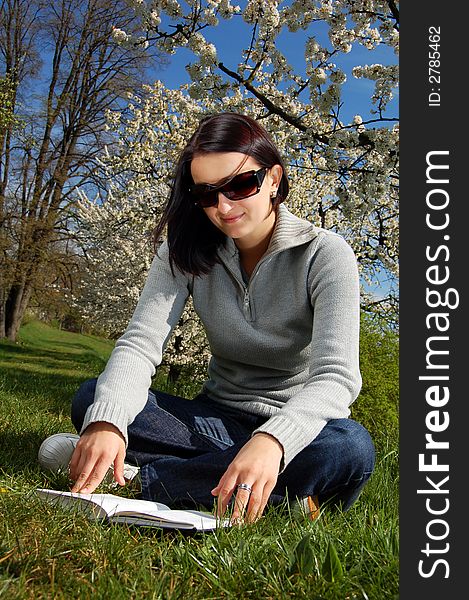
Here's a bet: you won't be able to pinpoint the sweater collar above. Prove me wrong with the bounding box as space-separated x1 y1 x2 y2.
219 203 318 261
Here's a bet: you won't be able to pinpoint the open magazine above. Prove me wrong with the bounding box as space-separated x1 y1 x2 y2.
36 488 229 531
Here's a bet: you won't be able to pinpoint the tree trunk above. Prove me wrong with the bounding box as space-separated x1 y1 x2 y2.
168 364 182 384
4 280 32 341
0 292 6 339
0 0 156 342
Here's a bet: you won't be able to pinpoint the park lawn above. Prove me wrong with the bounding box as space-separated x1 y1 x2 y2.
0 320 399 599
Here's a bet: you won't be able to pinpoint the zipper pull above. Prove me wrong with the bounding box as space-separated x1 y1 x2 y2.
243 288 250 314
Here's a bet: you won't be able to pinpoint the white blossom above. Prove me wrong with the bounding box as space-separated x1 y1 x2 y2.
310 67 327 85
149 10 161 27
79 1 400 368
111 27 130 43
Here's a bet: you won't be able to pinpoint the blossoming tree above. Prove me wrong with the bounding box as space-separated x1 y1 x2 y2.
74 0 399 375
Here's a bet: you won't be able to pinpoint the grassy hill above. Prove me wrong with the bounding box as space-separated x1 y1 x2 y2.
0 320 398 599
0 321 115 471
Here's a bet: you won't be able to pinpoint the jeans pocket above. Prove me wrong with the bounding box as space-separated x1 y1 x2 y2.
192 416 234 450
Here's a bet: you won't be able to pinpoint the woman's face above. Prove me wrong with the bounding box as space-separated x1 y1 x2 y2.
190 152 282 249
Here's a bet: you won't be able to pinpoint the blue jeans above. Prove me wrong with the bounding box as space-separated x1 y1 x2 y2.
71 378 375 512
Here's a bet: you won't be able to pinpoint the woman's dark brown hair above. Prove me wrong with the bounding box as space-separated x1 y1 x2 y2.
153 112 290 276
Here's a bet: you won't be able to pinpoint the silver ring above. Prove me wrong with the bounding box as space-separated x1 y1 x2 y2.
237 483 252 493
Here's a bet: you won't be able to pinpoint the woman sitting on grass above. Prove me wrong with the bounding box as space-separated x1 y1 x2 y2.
39 112 375 523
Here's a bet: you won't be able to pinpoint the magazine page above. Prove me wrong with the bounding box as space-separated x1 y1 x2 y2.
36 489 171 517
35 489 226 530
110 511 224 531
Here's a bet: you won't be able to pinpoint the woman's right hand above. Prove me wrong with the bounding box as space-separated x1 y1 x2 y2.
69 422 126 494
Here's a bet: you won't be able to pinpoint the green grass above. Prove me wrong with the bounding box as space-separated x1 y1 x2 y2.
0 320 399 599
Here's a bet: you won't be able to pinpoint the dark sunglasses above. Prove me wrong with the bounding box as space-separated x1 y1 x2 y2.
189 167 268 208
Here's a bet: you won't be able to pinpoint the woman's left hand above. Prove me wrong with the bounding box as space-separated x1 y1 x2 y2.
211 433 284 524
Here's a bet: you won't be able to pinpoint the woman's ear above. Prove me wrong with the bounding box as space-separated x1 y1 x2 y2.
269 164 283 195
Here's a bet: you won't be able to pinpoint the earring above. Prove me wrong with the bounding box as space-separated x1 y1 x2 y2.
270 189 277 199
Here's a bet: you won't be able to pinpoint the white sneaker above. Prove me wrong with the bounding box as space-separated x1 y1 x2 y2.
38 432 140 483
38 433 80 472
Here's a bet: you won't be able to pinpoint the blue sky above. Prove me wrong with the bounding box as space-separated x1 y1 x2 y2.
151 14 399 125
148 15 398 299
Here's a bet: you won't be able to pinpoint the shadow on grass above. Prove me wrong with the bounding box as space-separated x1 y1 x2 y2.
0 338 106 414
24 337 112 358
1 342 107 368
0 429 58 471
0 365 90 406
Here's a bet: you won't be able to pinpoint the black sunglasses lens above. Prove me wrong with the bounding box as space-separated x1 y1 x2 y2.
189 184 216 207
197 191 218 208
191 168 266 206
223 172 258 200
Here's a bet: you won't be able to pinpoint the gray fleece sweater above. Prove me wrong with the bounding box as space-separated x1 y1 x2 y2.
81 204 362 468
